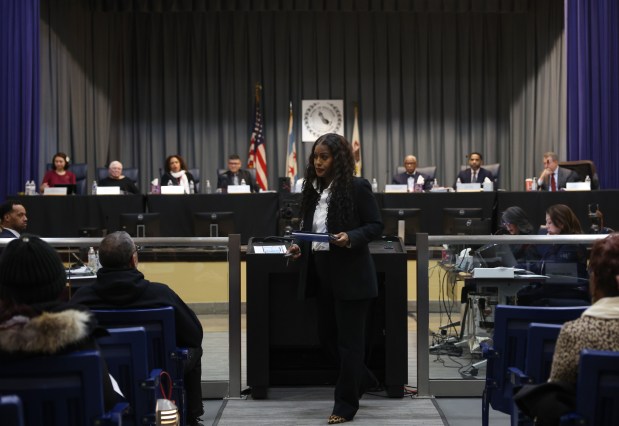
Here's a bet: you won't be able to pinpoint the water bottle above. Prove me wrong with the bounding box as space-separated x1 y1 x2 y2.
532 177 538 191
91 180 97 195
241 178 246 186
371 178 378 193
88 247 97 271
189 180 195 194
30 180 36 195
205 179 212 194
585 175 591 188
407 176 414 193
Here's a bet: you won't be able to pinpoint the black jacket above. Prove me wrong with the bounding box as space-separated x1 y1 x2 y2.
98 176 140 194
70 267 203 348
296 177 383 301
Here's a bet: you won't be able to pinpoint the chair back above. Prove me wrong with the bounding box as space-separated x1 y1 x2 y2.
571 349 619 424
524 323 563 383
0 395 24 426
97 327 160 425
482 305 586 423
91 307 186 425
188 168 201 193
0 350 125 426
484 163 501 188
558 160 599 189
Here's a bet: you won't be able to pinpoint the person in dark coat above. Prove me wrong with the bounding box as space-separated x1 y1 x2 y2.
537 151 581 191
70 231 204 425
98 160 140 194
0 235 118 410
287 133 383 424
391 155 432 191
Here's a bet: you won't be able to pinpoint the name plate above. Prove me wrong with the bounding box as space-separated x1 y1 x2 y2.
227 184 251 194
43 187 68 196
96 186 121 195
160 185 185 194
565 181 591 191
456 183 482 192
384 184 408 193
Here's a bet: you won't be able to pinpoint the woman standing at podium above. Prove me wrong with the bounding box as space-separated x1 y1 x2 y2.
287 133 383 424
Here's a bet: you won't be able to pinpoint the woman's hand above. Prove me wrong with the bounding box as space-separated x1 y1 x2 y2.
330 232 350 248
287 243 302 260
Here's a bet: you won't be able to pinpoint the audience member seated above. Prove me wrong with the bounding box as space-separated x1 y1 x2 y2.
517 204 589 306
40 152 76 193
537 151 580 192
70 231 204 425
98 161 140 194
0 201 28 238
515 233 619 423
455 152 494 187
160 155 198 194
499 206 540 270
217 154 259 193
391 155 432 191
0 235 118 410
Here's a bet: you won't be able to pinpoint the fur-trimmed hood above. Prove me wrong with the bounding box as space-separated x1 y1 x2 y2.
0 309 93 355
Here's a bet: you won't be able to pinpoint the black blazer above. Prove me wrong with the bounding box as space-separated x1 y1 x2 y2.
456 167 494 186
160 171 197 193
217 169 259 193
392 171 432 191
0 228 17 238
538 167 580 191
296 177 384 301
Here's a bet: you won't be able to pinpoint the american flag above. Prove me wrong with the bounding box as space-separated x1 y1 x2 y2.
247 84 268 190
286 103 297 186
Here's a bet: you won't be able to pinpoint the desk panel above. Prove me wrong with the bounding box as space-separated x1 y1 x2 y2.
146 193 279 244
8 195 145 237
381 192 497 235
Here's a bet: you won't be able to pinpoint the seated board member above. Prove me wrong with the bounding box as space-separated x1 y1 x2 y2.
391 155 432 191
217 154 259 193
160 154 198 194
70 231 205 425
98 161 140 194
0 201 28 238
40 152 76 193
537 151 580 191
0 235 119 410
454 152 494 187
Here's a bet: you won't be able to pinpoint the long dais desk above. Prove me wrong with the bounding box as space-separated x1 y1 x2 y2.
9 190 619 240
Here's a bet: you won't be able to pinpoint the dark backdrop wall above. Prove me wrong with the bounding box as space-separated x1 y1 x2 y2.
37 0 568 192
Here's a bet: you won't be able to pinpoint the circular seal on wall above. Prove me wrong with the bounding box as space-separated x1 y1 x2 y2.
302 100 344 142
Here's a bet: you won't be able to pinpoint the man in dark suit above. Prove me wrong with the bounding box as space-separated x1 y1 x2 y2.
217 154 259 193
455 152 494 187
391 155 432 191
0 201 28 238
70 231 204 425
537 151 581 191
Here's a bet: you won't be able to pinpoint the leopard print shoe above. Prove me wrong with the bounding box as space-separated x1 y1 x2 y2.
327 415 349 424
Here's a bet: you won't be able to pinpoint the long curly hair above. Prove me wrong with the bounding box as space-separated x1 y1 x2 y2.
300 133 355 232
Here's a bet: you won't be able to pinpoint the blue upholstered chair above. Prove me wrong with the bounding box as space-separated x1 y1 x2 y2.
96 167 140 188
560 349 619 425
0 350 128 426
91 307 188 425
481 305 587 426
509 323 564 425
0 395 24 426
97 327 162 425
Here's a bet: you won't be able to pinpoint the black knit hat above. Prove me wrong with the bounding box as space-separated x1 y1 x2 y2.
0 235 66 304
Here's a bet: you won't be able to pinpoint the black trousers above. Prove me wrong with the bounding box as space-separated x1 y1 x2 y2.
312 252 377 420
184 347 204 419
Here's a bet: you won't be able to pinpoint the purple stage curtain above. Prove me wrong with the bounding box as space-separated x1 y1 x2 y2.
0 0 39 201
567 0 619 189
